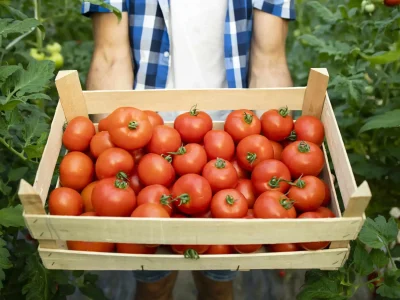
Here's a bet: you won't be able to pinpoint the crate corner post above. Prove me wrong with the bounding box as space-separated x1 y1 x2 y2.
302 68 330 118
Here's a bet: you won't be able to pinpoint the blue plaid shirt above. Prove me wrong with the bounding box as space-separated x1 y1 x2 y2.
82 0 295 89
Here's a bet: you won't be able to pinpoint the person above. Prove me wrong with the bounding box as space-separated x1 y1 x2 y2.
81 1 295 299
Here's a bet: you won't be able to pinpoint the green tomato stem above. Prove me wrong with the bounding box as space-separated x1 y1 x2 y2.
280 198 295 210
225 195 236 205
128 121 138 129
161 154 173 163
246 152 257 165
287 130 297 141
175 193 190 206
168 145 186 155
298 141 311 153
268 176 282 189
243 112 253 124
278 106 289 117
215 158 226 169
184 249 200 260
114 179 128 189
189 104 199 116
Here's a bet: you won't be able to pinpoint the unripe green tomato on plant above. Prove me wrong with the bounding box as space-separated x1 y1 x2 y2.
46 52 64 69
364 86 374 95
30 48 45 61
365 3 375 13
293 29 301 38
46 42 62 54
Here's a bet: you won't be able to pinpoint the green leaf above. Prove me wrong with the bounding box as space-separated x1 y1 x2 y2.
359 110 400 133
8 167 29 181
19 253 50 300
0 4 29 20
0 18 40 36
0 205 24 227
358 216 398 249
353 241 374 276
376 269 400 298
360 49 400 65
370 249 389 268
51 270 70 285
0 65 22 84
0 178 12 195
58 284 76 296
0 237 12 289
72 270 84 278
84 0 122 21
79 283 108 300
84 272 99 284
20 93 52 101
24 132 48 160
307 1 339 23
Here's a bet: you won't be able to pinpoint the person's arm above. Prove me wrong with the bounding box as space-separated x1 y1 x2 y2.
86 12 133 90
249 9 293 88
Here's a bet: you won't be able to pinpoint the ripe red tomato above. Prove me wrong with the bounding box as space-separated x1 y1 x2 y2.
260 107 293 141
202 158 238 193
281 141 324 178
234 244 262 254
98 116 110 132
235 179 256 208
298 212 330 250
192 210 212 218
95 147 134 180
171 244 210 255
147 125 182 155
231 158 250 179
294 116 325 146
92 177 136 217
253 190 296 219
211 189 248 218
170 144 207 176
203 130 235 161
287 176 325 212
269 243 299 252
137 153 176 187
236 134 274 171
62 116 95 151
137 184 173 215
131 202 170 218
171 213 187 218
174 106 213 143
270 141 283 160
81 181 97 212
172 174 212 215
90 131 115 158
60 152 94 191
315 207 335 218
251 159 291 195
321 181 331 206
49 187 83 215
128 167 144 194
246 209 254 217
224 109 261 143
131 148 146 164
117 243 158 254
107 107 153 150
384 0 400 7
144 110 164 127
205 245 234 254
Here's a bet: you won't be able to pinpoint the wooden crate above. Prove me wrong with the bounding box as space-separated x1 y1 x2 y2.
18 68 371 271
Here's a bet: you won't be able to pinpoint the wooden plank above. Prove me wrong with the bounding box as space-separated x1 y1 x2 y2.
321 93 357 207
33 102 65 205
39 247 348 271
55 70 88 121
322 144 342 217
302 68 329 118
83 88 306 114
25 215 362 244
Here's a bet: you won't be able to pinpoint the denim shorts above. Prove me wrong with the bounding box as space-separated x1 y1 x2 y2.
133 270 237 283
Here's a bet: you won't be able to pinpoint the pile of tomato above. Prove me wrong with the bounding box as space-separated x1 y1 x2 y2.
49 105 336 256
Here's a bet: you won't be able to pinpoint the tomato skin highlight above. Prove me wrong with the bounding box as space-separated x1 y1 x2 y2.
62 116 95 151
251 159 291 195
270 141 283 160
81 181 97 212
90 131 115 158
49 187 83 216
171 244 210 255
203 130 235 161
281 141 324 178
59 152 94 191
224 109 261 143
231 158 250 179
269 243 299 252
253 190 296 219
211 189 248 218
260 108 294 141
95 147 134 180
92 177 137 217
170 144 207 176
202 158 238 193
117 243 158 254
137 153 176 187
205 245 234 254
147 125 182 155
172 174 212 215
294 116 325 146
144 110 164 127
235 179 256 208
236 134 274 171
137 184 173 215
288 176 325 212
174 107 213 143
297 212 330 250
321 181 331 206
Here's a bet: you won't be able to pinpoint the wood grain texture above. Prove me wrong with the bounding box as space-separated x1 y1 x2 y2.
302 68 329 118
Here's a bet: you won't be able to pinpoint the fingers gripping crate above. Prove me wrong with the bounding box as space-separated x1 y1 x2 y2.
18 68 371 271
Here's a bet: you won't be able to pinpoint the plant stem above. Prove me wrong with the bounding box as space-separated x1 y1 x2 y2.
33 0 43 49
385 242 397 270
0 137 29 163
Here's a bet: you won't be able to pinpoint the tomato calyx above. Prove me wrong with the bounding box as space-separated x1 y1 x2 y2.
116 171 129 181
184 248 200 260
161 154 173 163
287 130 297 141
160 194 173 208
268 176 285 189
114 179 128 189
225 195 237 205
297 141 311 153
215 158 226 169
128 121 139 129
189 104 199 116
243 112 254 124
279 198 295 210
168 145 186 155
246 152 257 165
292 177 306 189
278 106 289 117
174 193 190 206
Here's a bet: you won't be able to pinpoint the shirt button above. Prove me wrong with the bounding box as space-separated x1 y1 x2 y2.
164 51 170 58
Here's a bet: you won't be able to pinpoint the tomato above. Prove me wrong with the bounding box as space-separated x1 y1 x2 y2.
253 190 296 219
107 107 153 150
287 176 325 212
172 174 212 215
269 243 299 252
315 207 335 218
246 209 254 217
95 147 134 180
60 152 94 191
49 187 83 216
235 179 256 208
251 159 291 195
281 141 324 178
236 134 274 171
270 141 283 160
131 203 170 218
128 167 144 194
144 110 164 127
171 244 210 255
98 116 110 132
170 144 207 176
260 107 294 141
90 131 115 158
117 243 158 254
30 48 45 61
137 184 173 215
47 52 64 69
231 158 250 179
205 245 234 254
92 177 136 217
131 148 146 164
298 212 330 250
174 105 213 143
202 158 238 193
81 181 97 212
203 130 235 161
147 125 182 155
137 153 176 186
224 109 261 143
233 244 262 254
192 210 212 218
211 189 248 218
321 181 331 206
62 116 95 151
384 0 400 7
171 213 187 218
46 42 62 53
293 116 325 146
